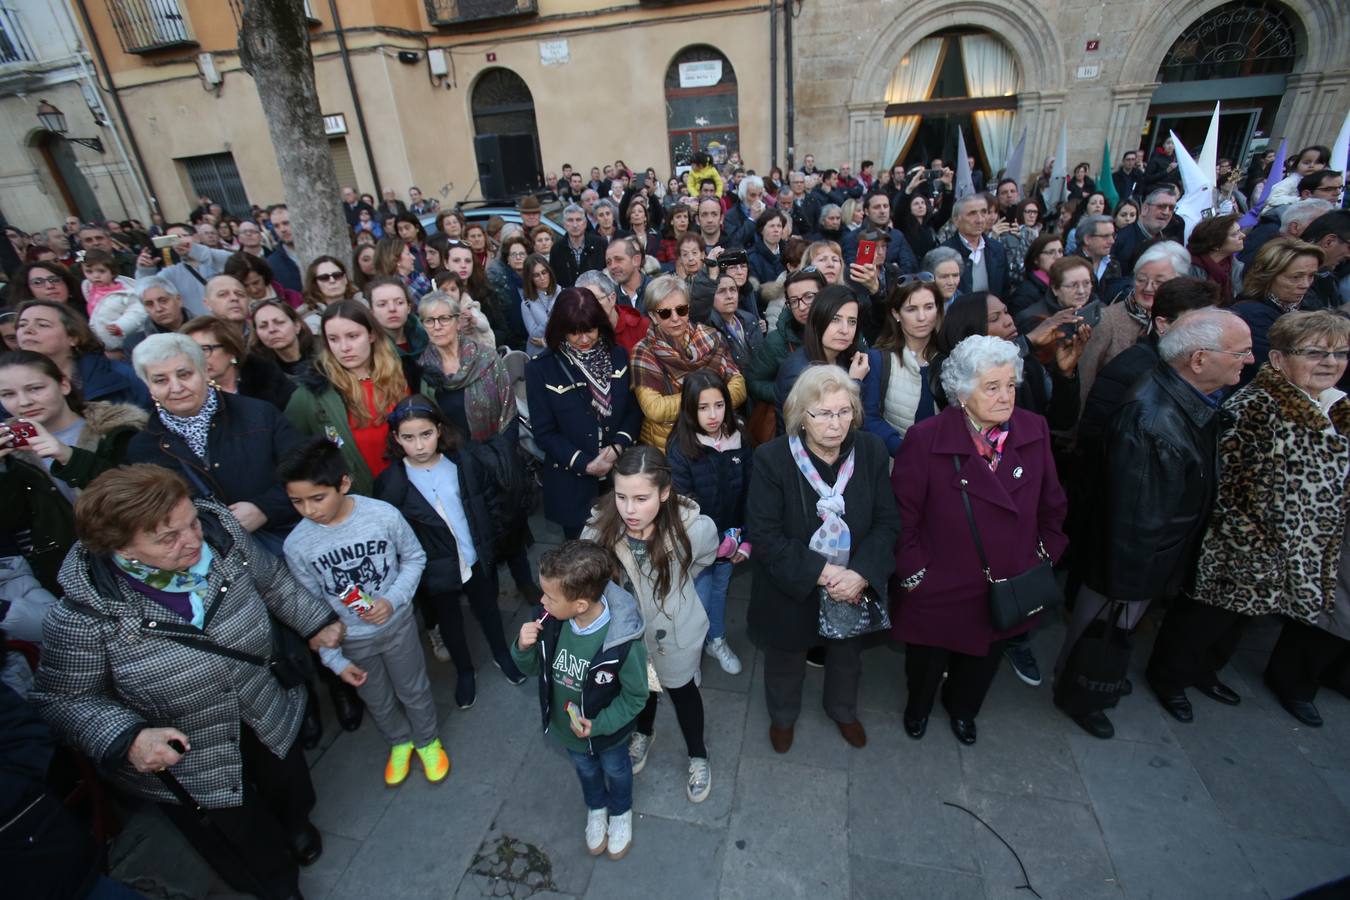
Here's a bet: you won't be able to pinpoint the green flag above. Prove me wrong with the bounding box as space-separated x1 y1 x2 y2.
1099 140 1119 209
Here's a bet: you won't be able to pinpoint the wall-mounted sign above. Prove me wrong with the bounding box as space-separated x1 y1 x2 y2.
323 113 347 135
678 60 722 88
540 39 570 66
1086 39 1100 51
1076 64 1101 80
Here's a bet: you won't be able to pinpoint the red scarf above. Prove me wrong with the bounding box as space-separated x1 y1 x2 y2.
1191 252 1236 306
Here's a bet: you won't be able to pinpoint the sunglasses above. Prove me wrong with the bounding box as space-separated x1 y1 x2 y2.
314 271 346 283
654 304 690 320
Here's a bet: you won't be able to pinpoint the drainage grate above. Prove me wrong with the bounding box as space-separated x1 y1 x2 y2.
465 834 560 898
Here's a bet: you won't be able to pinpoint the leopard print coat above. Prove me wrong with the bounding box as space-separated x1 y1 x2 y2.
1191 364 1350 624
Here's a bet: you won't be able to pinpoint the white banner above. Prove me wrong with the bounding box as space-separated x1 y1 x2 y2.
678 60 722 88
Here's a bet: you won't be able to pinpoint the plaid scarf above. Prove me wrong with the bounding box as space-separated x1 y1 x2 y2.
632 322 740 395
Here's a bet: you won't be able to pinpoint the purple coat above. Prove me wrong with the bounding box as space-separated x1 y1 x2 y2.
890 404 1068 656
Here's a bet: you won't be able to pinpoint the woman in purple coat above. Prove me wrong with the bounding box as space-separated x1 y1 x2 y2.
891 335 1068 745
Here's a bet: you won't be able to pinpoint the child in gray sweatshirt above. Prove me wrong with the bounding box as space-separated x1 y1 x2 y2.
279 438 448 786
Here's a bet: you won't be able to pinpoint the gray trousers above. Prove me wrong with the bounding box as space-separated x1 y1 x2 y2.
763 638 863 728
1053 585 1150 677
344 611 439 747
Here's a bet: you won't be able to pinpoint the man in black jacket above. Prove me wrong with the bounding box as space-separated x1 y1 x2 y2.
1111 150 1143 203
549 203 607 288
1111 185 1181 277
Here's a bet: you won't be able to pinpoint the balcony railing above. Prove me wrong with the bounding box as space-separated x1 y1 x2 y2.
425 0 537 26
107 0 197 54
0 6 36 64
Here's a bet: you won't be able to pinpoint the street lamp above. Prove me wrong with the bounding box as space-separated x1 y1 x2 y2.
36 100 104 153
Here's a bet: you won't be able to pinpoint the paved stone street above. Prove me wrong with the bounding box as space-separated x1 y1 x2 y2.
106 518 1350 900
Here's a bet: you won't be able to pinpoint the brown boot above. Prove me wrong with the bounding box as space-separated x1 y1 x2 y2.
769 724 794 753
836 719 867 748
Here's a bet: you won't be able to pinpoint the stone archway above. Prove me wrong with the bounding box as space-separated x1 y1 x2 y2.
847 0 1068 173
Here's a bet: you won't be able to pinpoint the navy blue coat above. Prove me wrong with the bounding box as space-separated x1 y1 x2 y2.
77 353 150 409
941 233 1008 299
748 234 785 285
666 433 753 535
524 344 642 528
1233 296 1285 389
841 225 919 276
266 246 302 293
126 390 303 545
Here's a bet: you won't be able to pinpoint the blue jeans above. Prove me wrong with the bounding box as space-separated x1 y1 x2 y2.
694 560 733 641
566 741 633 815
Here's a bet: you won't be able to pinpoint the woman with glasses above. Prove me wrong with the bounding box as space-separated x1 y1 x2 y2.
1186 213 1246 306
520 254 559 358
707 271 765 376
861 276 944 453
301 255 359 333
9 262 83 316
1000 200 1047 283
1186 311 1350 728
182 315 295 412
525 288 641 540
631 275 746 452
1233 237 1326 387
249 298 316 379
1007 234 1064 318
893 334 1068 744
487 234 532 348
747 269 827 406
747 364 900 752
775 284 870 416
1014 255 1100 335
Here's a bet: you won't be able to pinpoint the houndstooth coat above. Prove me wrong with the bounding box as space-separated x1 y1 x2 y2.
31 498 335 809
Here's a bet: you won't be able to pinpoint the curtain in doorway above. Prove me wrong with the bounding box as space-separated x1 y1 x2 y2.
960 34 1019 173
882 37 945 169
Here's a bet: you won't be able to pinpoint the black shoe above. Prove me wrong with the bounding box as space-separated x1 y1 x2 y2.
805 646 826 668
331 681 364 732
949 717 977 745
455 668 477 710
1119 678 1133 697
494 654 527 686
903 713 928 740
1004 642 1043 687
300 683 323 750
289 822 323 866
1154 690 1194 723
1196 681 1241 706
1276 696 1323 728
1069 710 1115 739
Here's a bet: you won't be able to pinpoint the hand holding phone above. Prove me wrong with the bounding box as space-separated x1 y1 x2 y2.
3 421 37 448
855 239 878 267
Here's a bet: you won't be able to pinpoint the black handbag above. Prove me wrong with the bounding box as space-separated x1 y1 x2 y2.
1053 601 1132 715
953 456 1062 632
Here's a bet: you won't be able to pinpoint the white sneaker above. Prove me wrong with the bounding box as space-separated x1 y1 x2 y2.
427 629 451 663
704 637 743 675
606 810 632 860
687 757 711 803
585 808 607 856
628 731 653 775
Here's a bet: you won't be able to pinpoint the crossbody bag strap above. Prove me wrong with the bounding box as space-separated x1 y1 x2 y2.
155 630 269 668
952 455 994 582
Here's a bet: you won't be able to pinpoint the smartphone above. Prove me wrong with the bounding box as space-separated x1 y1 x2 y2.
151 234 178 250
855 239 878 267
1059 301 1104 337
3 421 37 447
928 168 944 180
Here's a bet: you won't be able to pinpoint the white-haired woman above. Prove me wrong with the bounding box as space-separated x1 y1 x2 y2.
891 335 1069 745
746 365 900 753
1077 240 1189 403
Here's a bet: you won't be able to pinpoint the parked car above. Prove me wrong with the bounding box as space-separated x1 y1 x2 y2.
419 198 566 237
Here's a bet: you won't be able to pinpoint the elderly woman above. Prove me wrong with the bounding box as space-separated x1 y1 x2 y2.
1187 311 1350 728
14 300 149 408
1007 234 1064 318
922 246 963 308
1077 241 1189 405
31 465 343 900
707 271 765 376
128 333 304 554
1233 237 1324 387
746 365 900 751
182 315 295 411
893 335 1069 744
1186 213 1246 306
125 274 191 353
577 269 646 353
525 288 642 540
631 274 747 451
1014 255 1101 336
861 277 943 453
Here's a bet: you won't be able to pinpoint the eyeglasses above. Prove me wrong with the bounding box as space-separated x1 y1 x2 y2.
423 315 457 328
896 272 935 286
1200 347 1255 360
28 276 63 287
654 304 690 320
314 271 346 283
1286 348 1350 362
195 343 225 354
1134 276 1166 290
787 291 817 309
806 408 854 423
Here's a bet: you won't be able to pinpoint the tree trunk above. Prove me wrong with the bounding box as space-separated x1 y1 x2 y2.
238 0 349 269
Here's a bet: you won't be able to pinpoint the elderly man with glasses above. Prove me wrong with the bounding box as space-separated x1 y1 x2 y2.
1112 186 1183 277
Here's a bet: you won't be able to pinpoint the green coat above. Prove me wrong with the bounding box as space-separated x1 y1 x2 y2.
282 378 375 496
747 305 805 404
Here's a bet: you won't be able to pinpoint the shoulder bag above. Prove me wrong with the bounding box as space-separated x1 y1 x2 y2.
953 456 1062 631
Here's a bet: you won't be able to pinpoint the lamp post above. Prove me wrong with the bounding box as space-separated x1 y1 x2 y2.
36 100 104 153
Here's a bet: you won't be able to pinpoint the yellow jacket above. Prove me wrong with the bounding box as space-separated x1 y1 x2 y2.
684 166 724 198
636 374 746 451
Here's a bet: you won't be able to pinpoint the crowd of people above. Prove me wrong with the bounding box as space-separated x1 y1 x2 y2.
2 136 1349 899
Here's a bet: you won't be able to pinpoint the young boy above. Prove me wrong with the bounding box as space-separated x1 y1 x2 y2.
79 248 134 317
513 541 648 860
278 438 447 786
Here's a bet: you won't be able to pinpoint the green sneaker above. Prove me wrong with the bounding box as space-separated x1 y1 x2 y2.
416 739 451 783
385 741 414 786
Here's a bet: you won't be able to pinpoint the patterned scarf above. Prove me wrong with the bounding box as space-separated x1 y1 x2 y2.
563 343 614 419
1123 292 1152 332
114 543 215 627
419 338 515 442
965 411 1009 471
632 321 741 394
787 434 855 567
158 387 219 460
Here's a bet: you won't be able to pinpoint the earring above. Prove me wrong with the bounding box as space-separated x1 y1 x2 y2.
230 357 238 366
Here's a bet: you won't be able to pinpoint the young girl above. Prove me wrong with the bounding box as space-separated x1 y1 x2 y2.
583 446 718 803
665 371 752 676
80 249 135 317
375 397 525 708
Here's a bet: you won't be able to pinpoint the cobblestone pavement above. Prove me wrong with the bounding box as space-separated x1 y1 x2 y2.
106 519 1350 900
